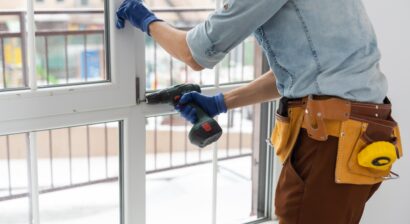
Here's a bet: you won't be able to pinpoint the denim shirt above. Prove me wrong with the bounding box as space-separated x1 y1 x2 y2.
186 0 387 103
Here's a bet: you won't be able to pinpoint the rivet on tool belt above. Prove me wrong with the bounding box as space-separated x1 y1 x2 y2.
303 95 351 141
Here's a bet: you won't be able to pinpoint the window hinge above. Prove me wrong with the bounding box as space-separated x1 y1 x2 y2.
136 77 145 104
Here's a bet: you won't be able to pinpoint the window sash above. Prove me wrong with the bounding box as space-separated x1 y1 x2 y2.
0 0 139 123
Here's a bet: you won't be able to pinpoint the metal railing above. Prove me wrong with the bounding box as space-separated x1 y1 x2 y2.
0 11 28 90
145 108 256 174
0 111 255 201
0 123 120 202
1 8 254 90
0 10 107 89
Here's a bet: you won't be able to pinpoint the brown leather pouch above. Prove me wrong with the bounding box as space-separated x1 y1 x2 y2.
335 117 402 185
270 107 305 163
302 95 350 141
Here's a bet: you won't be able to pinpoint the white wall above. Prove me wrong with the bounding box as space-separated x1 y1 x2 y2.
361 1 410 223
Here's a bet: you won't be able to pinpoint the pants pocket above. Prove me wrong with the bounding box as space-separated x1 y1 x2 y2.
275 157 305 224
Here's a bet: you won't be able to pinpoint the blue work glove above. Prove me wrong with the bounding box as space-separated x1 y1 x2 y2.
116 0 162 35
176 92 227 124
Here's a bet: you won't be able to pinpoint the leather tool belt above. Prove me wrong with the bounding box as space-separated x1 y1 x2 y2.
269 95 403 185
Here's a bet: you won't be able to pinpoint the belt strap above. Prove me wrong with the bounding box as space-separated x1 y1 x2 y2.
285 96 393 141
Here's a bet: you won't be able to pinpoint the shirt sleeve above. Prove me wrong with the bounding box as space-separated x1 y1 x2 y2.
186 0 289 69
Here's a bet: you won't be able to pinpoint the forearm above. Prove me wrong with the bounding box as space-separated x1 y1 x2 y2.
149 22 203 71
223 70 280 110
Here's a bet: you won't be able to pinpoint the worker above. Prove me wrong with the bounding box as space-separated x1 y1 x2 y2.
116 0 403 223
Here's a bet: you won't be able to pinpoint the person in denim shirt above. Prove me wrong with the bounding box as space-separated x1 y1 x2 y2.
117 0 391 223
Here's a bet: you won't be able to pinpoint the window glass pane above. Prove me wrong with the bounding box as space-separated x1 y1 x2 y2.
144 8 216 92
146 114 213 224
217 106 263 223
0 2 27 91
144 11 257 92
36 122 121 224
146 107 264 223
145 36 215 92
218 37 256 85
0 133 30 224
34 0 107 87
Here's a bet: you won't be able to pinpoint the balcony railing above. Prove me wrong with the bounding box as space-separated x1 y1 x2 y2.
0 10 107 90
0 11 27 90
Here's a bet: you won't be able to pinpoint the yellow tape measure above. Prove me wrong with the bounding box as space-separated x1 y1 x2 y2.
357 141 397 171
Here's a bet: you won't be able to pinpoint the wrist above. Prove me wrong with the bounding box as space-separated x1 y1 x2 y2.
215 93 227 114
144 16 163 36
222 91 238 110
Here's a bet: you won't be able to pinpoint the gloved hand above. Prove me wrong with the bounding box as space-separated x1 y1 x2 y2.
116 0 162 35
176 92 227 124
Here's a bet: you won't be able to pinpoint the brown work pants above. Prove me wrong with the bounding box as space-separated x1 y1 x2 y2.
275 129 381 224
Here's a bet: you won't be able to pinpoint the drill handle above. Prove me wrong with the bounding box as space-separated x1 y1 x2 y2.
187 103 211 121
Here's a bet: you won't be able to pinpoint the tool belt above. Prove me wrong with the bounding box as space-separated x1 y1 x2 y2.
269 95 403 185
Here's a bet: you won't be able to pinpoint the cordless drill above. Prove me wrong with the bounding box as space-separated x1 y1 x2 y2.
145 84 223 148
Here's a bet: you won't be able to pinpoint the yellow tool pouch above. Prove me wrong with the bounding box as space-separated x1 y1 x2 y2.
335 118 403 185
270 96 403 185
270 107 304 163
